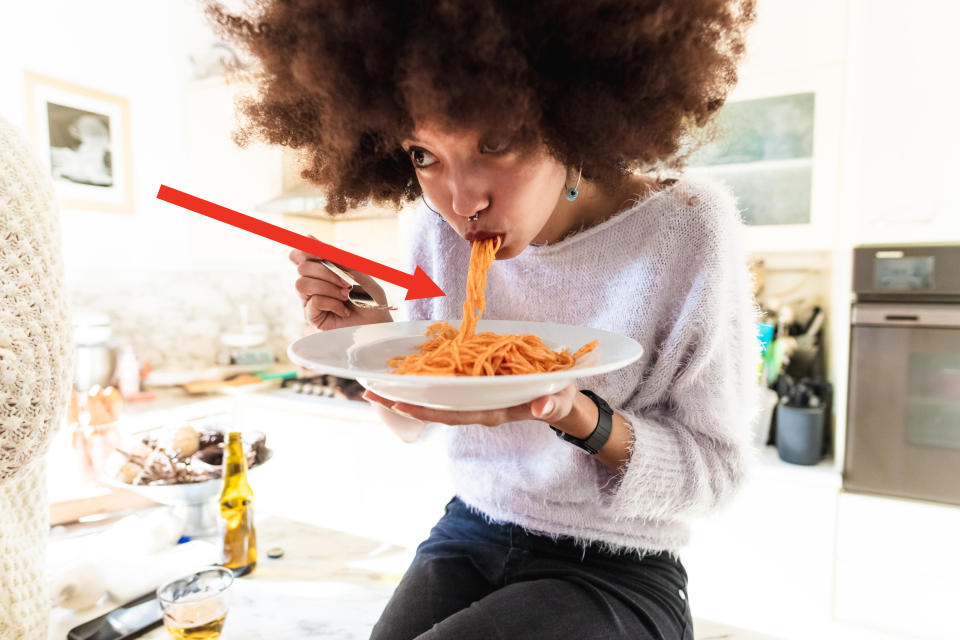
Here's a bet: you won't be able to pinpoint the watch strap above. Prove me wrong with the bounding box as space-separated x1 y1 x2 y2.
550 389 613 455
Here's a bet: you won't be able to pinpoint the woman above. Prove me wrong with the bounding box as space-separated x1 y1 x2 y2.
212 2 759 637
0 116 74 639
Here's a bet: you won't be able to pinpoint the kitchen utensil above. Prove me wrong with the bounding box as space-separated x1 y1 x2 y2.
66 591 163 640
287 319 643 411
318 259 397 311
750 387 779 448
776 403 826 465
73 310 117 391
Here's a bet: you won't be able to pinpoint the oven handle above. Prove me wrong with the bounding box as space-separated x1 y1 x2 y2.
852 303 960 328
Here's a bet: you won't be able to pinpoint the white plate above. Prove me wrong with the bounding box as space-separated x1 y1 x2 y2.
287 319 643 410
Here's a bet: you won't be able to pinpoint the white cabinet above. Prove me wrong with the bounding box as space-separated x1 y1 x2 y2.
845 0 960 245
682 449 841 639
684 448 960 639
834 492 960 639
232 396 454 549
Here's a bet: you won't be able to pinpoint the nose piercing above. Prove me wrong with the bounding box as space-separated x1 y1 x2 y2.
422 194 482 222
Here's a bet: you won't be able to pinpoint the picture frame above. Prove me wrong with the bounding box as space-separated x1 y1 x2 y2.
24 71 134 213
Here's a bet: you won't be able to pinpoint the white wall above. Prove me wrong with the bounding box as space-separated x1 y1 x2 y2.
0 0 290 273
1 0 188 270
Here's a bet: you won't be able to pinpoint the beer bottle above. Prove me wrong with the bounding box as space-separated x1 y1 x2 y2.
219 432 257 576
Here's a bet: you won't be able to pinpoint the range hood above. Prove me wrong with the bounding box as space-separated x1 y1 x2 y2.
254 183 327 215
254 149 395 219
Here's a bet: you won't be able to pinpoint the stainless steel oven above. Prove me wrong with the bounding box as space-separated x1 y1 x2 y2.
845 245 960 505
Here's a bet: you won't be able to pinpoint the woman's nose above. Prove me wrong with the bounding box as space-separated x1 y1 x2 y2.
447 174 490 220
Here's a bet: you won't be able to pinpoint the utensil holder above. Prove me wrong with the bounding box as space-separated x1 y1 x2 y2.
776 404 826 465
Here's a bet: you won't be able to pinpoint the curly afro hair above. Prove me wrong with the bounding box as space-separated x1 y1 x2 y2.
207 0 756 214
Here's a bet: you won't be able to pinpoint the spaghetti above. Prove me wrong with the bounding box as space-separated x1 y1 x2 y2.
387 236 598 376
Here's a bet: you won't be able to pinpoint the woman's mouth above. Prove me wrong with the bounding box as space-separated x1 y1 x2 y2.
464 231 505 245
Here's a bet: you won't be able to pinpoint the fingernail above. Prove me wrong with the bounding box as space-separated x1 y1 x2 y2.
541 400 554 414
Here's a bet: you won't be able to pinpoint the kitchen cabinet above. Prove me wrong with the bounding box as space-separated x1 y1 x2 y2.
682 448 841 639
231 393 454 549
833 492 960 639
845 0 960 246
683 446 960 639
705 64 846 254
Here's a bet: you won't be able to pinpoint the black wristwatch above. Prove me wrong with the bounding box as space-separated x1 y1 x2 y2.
549 389 614 455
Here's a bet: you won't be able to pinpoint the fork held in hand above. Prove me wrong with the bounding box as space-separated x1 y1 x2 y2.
319 259 397 311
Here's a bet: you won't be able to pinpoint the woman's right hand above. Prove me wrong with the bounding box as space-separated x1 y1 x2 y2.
289 241 393 331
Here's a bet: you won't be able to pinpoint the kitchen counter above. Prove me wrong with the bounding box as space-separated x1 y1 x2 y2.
50 514 409 639
49 386 850 640
49 385 445 639
105 385 379 434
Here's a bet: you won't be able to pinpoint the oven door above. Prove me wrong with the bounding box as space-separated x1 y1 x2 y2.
845 303 960 505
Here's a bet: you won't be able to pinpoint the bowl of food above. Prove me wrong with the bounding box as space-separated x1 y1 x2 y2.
107 423 271 536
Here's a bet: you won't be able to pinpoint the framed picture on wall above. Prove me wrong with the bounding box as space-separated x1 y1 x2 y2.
24 71 134 213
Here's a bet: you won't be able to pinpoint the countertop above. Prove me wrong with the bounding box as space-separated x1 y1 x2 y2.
49 386 843 639
50 514 409 639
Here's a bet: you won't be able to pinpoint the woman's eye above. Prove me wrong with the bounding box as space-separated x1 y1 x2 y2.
408 147 437 169
481 137 511 154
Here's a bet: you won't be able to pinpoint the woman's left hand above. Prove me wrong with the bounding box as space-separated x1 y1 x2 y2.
361 383 579 428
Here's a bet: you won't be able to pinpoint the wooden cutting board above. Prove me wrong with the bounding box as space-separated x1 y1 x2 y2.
50 484 158 526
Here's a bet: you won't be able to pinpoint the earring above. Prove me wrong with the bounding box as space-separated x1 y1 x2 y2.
422 193 441 217
565 165 583 202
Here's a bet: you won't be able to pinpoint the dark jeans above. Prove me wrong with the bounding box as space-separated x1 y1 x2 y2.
370 497 694 640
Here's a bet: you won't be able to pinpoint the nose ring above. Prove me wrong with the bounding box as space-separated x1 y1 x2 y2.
468 212 480 221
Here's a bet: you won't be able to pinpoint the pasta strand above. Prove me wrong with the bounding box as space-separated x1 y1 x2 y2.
388 236 598 376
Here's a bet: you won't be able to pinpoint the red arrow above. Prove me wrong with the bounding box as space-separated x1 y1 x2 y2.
156 185 445 301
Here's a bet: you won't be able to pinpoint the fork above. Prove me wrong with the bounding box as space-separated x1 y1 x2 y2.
318 259 397 311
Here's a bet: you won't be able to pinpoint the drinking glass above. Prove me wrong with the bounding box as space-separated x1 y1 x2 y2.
157 566 234 639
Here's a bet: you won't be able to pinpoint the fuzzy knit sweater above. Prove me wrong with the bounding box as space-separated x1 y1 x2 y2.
0 117 74 639
399 175 760 554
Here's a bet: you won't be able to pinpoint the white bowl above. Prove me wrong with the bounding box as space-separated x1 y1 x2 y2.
287 319 643 411
106 450 272 537
107 449 273 505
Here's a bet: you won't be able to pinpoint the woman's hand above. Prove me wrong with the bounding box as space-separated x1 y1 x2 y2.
289 238 393 331
361 383 581 428
364 384 631 472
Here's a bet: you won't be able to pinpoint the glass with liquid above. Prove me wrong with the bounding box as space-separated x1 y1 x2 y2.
157 566 233 640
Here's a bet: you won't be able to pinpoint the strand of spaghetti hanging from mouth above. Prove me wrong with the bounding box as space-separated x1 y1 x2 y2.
386 236 598 376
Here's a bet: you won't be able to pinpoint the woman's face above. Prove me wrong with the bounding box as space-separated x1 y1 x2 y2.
401 123 569 260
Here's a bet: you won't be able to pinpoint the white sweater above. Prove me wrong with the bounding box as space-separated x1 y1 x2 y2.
0 117 73 639
400 176 760 554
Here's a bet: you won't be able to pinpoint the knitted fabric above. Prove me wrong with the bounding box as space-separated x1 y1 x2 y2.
400 175 760 554
0 116 73 639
